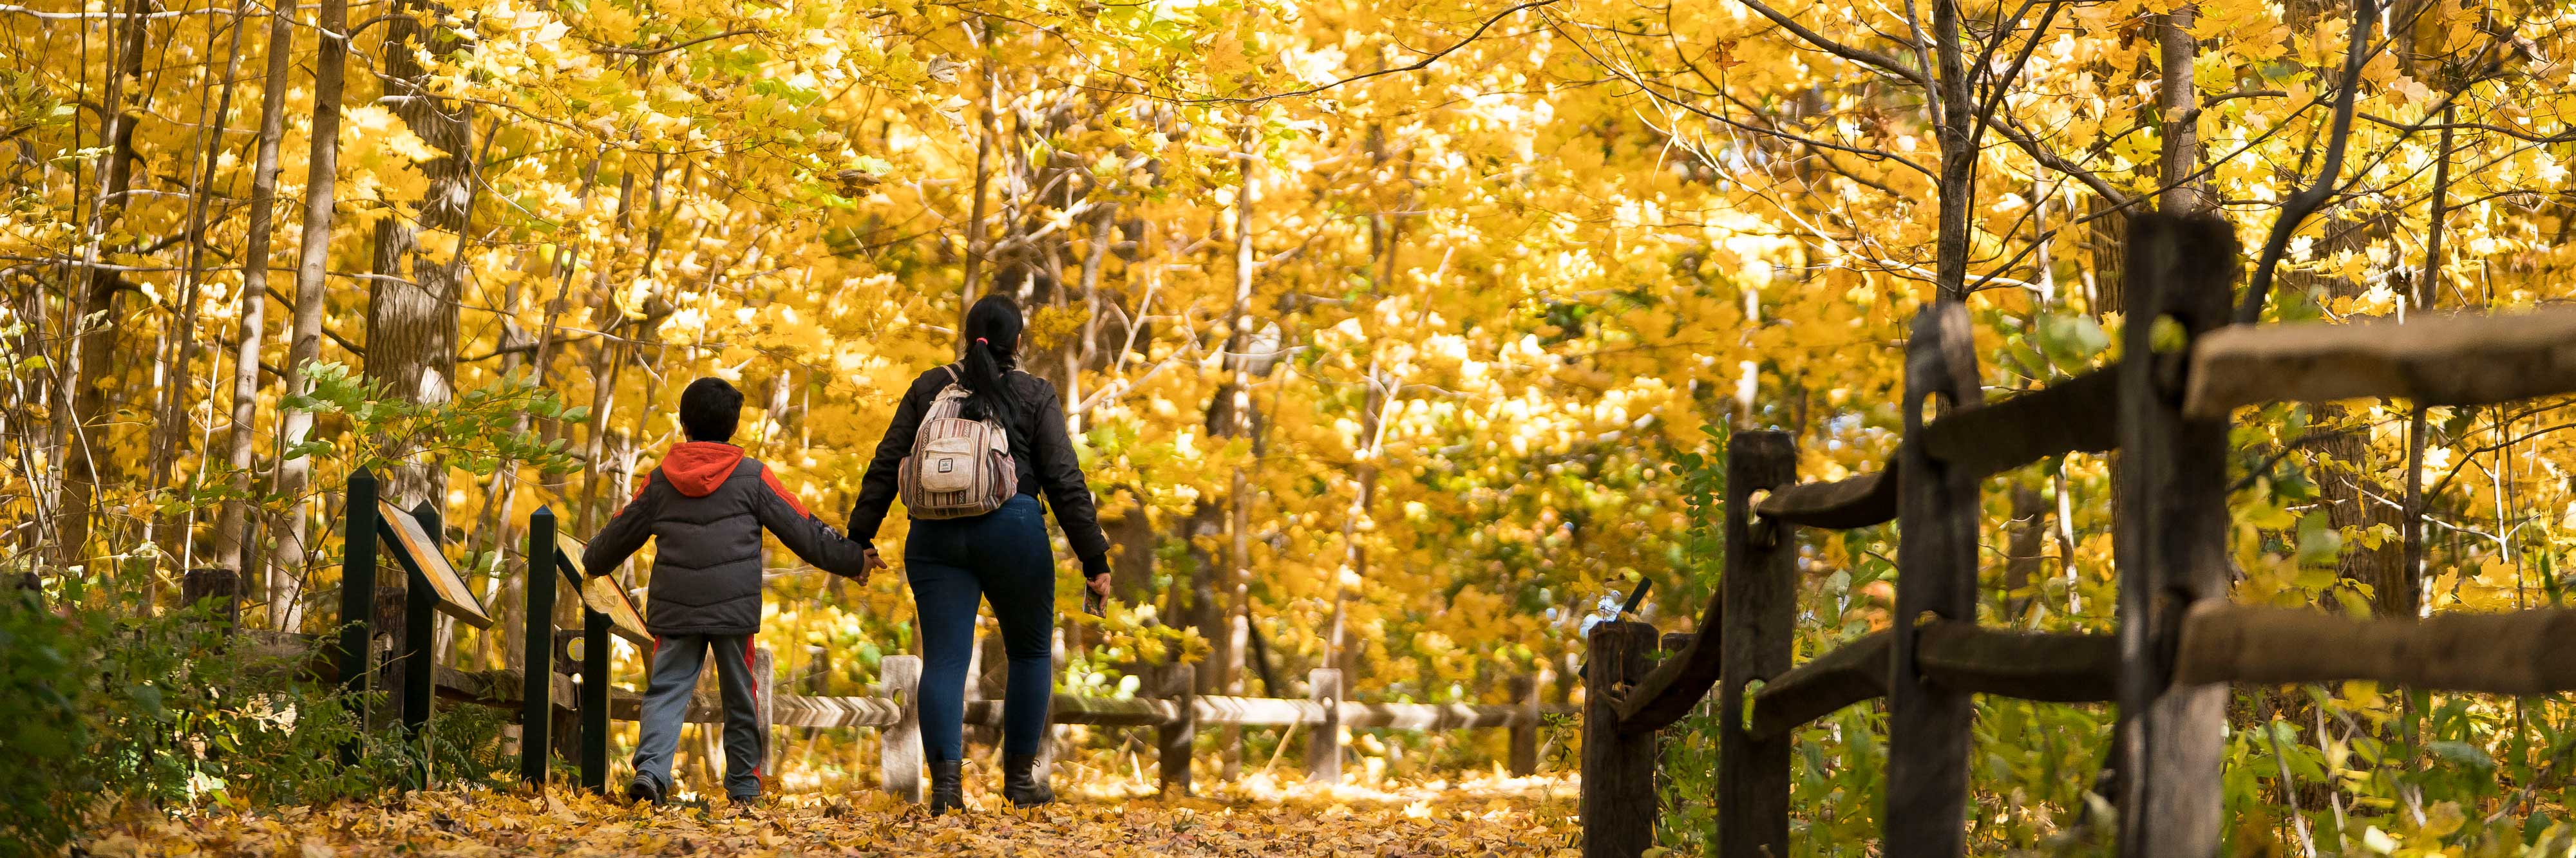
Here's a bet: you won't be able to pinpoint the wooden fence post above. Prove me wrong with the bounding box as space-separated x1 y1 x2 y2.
1582 620 1657 858
578 550 610 794
337 467 381 768
1160 661 1198 796
182 568 240 632
879 654 923 802
803 644 829 740
2114 214 2237 857
1304 667 1342 784
1886 303 1984 856
1508 673 1539 776
522 506 556 786
372 587 406 733
1719 430 1798 858
401 501 439 749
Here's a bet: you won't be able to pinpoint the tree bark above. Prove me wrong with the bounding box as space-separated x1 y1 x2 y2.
574 163 649 536
1929 0 1975 299
269 0 353 630
149 0 254 499
55 0 153 566
2157 7 2211 214
2003 483 2049 625
365 0 474 508
211 0 301 577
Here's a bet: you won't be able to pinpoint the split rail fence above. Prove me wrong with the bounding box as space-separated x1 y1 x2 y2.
1580 213 2576 857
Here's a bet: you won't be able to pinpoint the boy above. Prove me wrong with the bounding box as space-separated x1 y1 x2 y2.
583 377 869 806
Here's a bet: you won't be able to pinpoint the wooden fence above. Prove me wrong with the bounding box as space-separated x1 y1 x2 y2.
184 510 1556 801
1580 213 2576 857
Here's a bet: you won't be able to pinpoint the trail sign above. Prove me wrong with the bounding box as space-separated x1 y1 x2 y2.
554 534 649 644
377 500 492 628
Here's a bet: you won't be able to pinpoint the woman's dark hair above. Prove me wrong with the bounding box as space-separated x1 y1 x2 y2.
961 293 1030 452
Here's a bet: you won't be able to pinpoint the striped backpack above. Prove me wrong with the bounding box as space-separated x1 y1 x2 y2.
898 366 1018 519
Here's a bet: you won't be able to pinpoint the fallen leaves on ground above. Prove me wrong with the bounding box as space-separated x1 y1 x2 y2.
79 776 1582 856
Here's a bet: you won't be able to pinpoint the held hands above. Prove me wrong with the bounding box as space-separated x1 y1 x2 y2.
1083 570 1111 617
861 547 888 578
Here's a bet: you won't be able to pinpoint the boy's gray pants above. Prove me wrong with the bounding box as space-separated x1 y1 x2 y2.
629 633 763 799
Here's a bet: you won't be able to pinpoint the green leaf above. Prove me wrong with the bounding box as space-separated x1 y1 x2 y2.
2427 740 2495 772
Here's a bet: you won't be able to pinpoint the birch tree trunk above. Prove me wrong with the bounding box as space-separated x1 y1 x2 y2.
212 0 300 577
268 0 352 630
2158 7 2211 214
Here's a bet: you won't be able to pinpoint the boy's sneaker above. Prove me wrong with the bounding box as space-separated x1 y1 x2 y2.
625 774 664 805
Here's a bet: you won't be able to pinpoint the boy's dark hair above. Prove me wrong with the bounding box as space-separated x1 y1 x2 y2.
679 378 744 443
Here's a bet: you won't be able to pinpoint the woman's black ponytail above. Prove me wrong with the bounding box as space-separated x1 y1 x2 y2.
960 293 1030 453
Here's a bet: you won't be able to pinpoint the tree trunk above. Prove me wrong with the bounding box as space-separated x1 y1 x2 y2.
1104 495 1157 604
149 0 254 501
957 41 998 328
2157 7 2210 214
56 0 153 566
211 0 299 577
365 0 474 508
2085 194 2127 319
269 0 353 630
574 163 648 536
1929 0 1975 300
2297 214 2405 614
2003 484 2048 625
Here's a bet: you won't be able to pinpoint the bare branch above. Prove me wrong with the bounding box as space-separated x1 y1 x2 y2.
1732 0 1929 84
586 28 761 57
1177 1 1564 105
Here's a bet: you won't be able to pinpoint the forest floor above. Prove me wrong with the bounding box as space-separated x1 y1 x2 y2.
73 774 1581 857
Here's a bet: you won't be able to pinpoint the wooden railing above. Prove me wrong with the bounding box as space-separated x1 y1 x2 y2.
622 659 1551 799
1580 213 2576 857
185 532 1556 800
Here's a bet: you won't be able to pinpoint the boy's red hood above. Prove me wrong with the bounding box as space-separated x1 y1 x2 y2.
659 442 744 497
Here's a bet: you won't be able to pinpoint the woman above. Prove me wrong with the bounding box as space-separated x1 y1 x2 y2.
848 292 1115 813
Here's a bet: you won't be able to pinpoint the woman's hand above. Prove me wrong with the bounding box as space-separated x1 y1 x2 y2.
863 547 888 575
1083 571 1111 616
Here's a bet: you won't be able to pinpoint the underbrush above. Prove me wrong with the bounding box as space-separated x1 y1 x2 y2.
0 578 513 857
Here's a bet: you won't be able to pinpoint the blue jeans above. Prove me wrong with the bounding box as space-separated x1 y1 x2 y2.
905 494 1056 761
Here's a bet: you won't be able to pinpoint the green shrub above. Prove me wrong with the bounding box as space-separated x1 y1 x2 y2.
0 583 514 855
0 588 96 854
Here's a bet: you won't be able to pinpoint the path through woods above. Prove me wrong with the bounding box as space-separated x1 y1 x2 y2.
75 777 1578 857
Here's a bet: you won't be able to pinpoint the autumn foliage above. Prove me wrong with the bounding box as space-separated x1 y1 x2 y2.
8 0 2576 850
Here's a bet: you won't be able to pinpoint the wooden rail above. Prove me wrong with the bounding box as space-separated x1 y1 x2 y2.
598 668 1548 797
1580 214 2576 858
1754 365 2121 530
2186 304 2576 416
196 611 1552 801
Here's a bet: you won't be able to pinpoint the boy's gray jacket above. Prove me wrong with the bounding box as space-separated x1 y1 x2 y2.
583 442 867 636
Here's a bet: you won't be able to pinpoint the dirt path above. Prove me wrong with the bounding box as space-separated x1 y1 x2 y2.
79 778 1581 857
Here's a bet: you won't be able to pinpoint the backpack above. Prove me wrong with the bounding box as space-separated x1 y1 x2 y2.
898 366 1019 519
